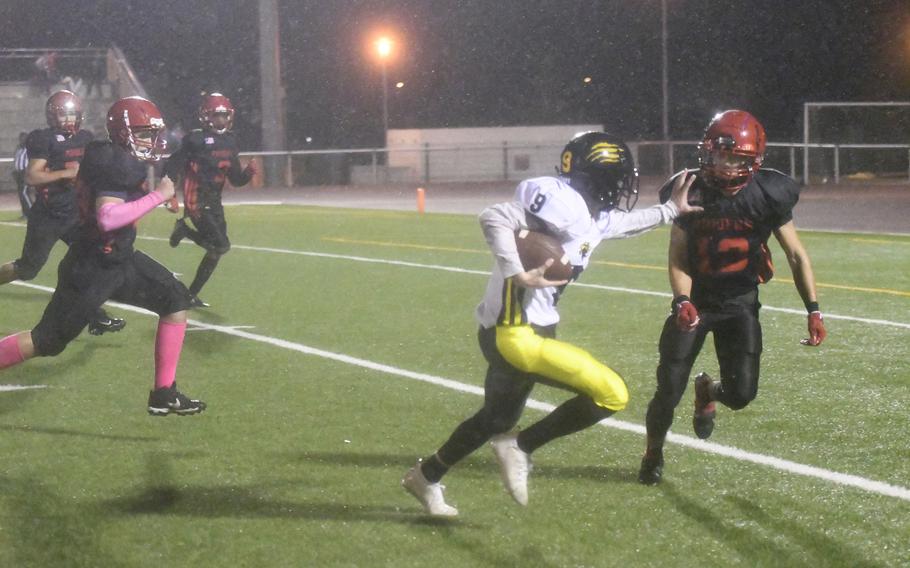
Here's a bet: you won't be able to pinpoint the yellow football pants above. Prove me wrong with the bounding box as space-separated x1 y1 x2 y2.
494 324 629 411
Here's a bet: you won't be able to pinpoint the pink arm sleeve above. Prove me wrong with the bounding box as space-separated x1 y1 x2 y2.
96 191 166 232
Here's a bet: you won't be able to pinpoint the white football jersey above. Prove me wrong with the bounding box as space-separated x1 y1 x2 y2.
475 176 679 328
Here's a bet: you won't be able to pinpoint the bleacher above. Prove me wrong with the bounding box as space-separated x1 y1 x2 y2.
0 46 146 192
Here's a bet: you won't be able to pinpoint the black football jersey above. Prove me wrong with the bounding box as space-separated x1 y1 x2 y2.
659 168 800 300
74 141 149 263
25 128 94 217
164 129 251 200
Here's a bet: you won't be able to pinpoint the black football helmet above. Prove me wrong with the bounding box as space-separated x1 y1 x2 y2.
558 132 639 215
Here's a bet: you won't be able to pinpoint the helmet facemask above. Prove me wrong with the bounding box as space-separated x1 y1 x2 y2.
199 94 235 134
578 167 640 214
698 137 761 196
118 111 166 162
54 108 81 136
205 110 233 134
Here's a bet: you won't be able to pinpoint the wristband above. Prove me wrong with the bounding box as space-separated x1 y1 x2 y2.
805 301 819 314
673 295 691 306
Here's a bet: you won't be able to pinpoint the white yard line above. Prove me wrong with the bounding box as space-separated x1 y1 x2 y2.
8 279 910 503
142 235 910 330
0 384 48 392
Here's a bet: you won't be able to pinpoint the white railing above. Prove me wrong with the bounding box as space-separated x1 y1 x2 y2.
4 141 910 188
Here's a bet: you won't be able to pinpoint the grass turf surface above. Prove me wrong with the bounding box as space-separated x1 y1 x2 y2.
0 206 907 567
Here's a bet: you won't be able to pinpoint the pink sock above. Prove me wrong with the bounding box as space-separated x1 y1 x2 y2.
0 334 25 370
154 320 186 389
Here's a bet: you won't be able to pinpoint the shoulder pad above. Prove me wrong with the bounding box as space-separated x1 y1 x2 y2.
754 169 800 214
25 129 52 156
658 168 701 204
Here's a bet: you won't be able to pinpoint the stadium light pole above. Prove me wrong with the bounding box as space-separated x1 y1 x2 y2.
661 0 671 175
375 36 393 147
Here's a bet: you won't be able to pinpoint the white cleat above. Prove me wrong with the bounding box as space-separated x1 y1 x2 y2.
401 462 459 517
490 431 531 506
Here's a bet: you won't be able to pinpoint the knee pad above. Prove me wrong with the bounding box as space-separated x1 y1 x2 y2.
31 331 67 357
723 390 756 411
206 244 229 256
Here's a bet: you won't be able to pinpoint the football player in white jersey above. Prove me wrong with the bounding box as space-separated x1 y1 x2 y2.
402 132 702 516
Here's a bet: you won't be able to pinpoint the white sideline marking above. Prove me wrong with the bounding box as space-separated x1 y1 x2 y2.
140 236 910 330
187 324 256 332
2 225 907 329
0 384 48 392
9 280 910 503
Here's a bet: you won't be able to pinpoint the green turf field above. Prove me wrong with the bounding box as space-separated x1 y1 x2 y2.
0 205 907 567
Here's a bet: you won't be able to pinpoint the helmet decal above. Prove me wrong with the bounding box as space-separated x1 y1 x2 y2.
585 142 624 165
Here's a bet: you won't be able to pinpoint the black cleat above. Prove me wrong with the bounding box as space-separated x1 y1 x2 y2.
189 295 210 309
693 372 717 440
638 452 664 485
147 383 207 416
169 218 190 248
88 316 126 336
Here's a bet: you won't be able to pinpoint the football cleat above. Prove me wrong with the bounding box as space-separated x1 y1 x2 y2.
693 372 717 439
147 383 207 416
638 451 664 485
401 462 458 517
189 295 210 309
88 316 126 336
490 431 532 506
169 218 190 248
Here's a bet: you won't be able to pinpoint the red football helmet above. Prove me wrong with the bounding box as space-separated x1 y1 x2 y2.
198 93 234 134
45 90 83 135
698 110 766 195
106 97 166 162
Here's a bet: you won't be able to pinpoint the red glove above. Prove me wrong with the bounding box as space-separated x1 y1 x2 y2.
803 311 827 346
243 159 260 177
673 295 700 331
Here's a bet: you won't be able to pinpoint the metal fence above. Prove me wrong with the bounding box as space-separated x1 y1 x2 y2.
231 141 910 187
3 140 910 191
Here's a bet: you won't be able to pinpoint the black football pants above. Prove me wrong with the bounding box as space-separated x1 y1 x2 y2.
31 249 192 357
645 295 763 442
13 204 77 281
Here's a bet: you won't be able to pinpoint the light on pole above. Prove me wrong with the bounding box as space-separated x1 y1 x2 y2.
661 0 671 175
375 36 394 145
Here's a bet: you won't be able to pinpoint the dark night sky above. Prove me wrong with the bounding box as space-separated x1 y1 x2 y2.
2 0 908 149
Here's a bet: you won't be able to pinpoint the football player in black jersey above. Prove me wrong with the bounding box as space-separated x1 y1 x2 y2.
638 110 827 485
163 93 258 308
0 97 206 416
0 90 125 336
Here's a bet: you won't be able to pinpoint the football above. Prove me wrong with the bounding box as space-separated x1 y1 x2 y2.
515 229 573 281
